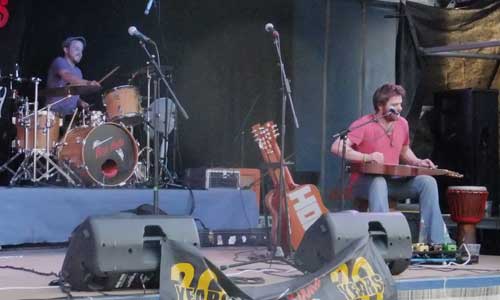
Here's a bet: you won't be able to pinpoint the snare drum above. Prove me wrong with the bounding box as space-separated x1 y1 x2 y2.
79 110 106 127
15 110 62 151
102 85 142 126
58 123 138 186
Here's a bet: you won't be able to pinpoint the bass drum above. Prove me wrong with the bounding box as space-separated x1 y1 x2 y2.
58 123 138 186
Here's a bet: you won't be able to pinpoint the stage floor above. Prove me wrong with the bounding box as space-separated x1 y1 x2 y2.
1 246 499 300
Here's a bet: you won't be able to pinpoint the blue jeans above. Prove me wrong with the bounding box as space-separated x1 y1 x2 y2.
351 175 452 244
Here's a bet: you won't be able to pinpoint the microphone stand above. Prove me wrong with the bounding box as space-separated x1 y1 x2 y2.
332 111 394 210
137 39 189 215
221 30 301 272
273 31 299 258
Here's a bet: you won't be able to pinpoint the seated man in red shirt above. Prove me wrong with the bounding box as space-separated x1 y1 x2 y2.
331 83 452 244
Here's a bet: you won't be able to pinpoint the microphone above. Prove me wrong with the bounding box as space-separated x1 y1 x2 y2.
265 23 279 38
128 26 153 43
388 106 399 115
144 0 154 15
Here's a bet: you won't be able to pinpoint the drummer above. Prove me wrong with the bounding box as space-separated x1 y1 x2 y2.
46 36 100 117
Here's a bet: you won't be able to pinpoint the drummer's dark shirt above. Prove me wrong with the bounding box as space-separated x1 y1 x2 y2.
46 57 82 116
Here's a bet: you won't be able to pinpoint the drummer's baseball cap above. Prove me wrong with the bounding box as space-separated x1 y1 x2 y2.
62 36 86 49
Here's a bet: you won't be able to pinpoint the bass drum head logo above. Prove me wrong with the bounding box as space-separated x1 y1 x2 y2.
83 123 137 186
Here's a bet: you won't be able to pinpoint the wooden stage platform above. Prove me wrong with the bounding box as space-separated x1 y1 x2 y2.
1 246 499 300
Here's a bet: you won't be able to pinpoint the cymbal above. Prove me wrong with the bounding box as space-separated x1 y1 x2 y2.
40 85 101 97
0 75 32 83
129 65 173 78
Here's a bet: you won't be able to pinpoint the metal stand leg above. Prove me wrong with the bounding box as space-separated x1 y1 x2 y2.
9 149 77 186
0 151 24 176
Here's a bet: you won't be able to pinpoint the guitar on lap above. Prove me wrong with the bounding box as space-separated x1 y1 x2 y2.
349 162 463 178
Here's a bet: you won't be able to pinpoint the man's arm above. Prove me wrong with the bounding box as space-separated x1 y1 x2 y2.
331 137 384 164
58 69 99 86
400 145 436 168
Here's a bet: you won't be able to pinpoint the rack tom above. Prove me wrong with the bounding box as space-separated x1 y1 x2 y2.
102 85 142 126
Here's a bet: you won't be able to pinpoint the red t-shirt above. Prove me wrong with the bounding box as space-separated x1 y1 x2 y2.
345 114 410 185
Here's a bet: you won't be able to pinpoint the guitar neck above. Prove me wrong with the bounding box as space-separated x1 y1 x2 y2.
265 158 296 191
251 122 296 190
350 163 463 178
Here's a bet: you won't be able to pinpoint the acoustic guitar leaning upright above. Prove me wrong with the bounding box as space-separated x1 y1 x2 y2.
252 121 329 253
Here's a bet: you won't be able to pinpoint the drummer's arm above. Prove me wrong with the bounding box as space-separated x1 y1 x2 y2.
58 69 100 86
400 145 436 168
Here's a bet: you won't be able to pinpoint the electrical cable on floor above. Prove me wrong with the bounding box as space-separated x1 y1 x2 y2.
409 264 500 274
0 265 58 277
227 276 266 285
448 243 471 266
232 249 268 263
263 269 302 279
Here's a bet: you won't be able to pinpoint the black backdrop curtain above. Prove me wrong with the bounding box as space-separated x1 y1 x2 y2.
397 0 500 128
0 0 294 178
396 0 500 158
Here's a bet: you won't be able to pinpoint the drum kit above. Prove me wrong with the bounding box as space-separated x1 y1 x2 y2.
0 65 177 187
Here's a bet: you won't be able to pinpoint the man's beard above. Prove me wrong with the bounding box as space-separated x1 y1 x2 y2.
384 113 398 122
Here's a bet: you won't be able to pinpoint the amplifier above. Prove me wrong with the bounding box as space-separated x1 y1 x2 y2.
184 167 261 208
206 168 240 189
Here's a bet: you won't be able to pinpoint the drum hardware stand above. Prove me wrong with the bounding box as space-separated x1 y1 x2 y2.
9 85 76 186
0 75 29 174
141 117 179 187
0 97 29 176
136 37 190 214
145 63 153 182
163 108 181 187
0 152 23 176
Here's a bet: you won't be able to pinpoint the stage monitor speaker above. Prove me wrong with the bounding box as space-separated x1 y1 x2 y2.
61 213 200 291
433 88 499 213
295 211 412 275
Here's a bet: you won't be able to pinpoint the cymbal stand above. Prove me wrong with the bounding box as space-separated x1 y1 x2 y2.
0 74 29 175
0 97 28 176
145 63 176 186
136 38 189 214
9 85 76 185
145 64 153 181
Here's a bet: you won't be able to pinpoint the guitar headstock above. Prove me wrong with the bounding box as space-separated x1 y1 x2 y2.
251 121 279 154
444 169 464 178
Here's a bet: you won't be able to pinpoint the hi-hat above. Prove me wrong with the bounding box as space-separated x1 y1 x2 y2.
40 85 101 97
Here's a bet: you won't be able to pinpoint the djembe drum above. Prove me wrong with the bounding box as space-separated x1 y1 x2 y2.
447 186 488 244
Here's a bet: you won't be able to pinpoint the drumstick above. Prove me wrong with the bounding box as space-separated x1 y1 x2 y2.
98 66 120 84
60 109 79 146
